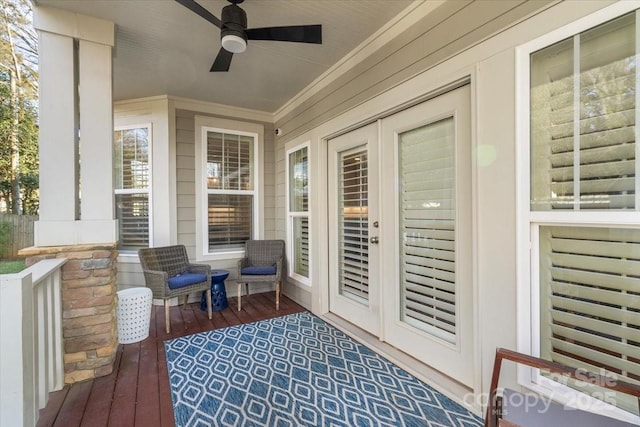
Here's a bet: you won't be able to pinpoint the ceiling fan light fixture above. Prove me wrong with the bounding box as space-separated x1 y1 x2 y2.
221 34 246 53
176 0 322 72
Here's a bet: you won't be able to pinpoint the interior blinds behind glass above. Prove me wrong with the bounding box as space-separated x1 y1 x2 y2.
289 147 310 278
289 148 308 212
207 132 253 191
206 130 254 250
539 225 640 413
114 127 150 250
294 217 309 277
207 194 252 249
399 118 457 343
530 13 636 210
116 193 149 249
338 149 369 302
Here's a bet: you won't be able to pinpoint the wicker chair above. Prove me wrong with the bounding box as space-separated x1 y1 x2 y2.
138 245 212 333
237 240 285 311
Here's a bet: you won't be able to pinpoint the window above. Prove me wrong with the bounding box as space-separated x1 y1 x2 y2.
114 125 151 250
523 7 640 418
206 131 253 250
195 116 263 258
286 143 310 283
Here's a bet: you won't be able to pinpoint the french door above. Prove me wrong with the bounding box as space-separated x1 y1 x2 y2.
328 86 473 386
380 85 473 386
328 123 380 335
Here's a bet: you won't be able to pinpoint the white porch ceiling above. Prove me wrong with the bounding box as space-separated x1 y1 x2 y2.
35 0 415 113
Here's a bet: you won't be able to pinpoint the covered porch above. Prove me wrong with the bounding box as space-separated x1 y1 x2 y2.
4 0 640 426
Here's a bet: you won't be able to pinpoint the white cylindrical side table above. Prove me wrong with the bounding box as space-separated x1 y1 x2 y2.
116 287 153 344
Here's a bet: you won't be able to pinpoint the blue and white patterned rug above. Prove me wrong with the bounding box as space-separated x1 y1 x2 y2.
164 312 483 427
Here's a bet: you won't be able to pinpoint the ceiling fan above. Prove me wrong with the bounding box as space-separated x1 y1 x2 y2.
175 0 323 72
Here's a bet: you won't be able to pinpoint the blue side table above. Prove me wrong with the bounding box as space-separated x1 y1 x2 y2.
201 269 229 311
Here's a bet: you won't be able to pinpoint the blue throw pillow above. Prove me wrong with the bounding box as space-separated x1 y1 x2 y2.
167 273 207 289
241 265 277 275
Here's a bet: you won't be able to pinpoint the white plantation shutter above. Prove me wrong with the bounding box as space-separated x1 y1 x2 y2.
399 118 456 343
114 126 150 250
293 217 309 277
539 226 640 413
338 148 369 302
529 10 640 415
207 132 253 191
531 13 636 211
116 193 149 249
289 148 308 212
206 131 254 250
207 194 252 249
289 147 310 279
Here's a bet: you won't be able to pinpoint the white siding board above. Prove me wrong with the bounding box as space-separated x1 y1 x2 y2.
176 129 194 145
176 194 195 208
176 168 195 182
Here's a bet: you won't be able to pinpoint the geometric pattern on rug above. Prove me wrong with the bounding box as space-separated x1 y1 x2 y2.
164 312 483 427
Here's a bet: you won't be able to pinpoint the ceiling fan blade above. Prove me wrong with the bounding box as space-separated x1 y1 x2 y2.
175 0 222 28
210 48 233 72
246 25 322 44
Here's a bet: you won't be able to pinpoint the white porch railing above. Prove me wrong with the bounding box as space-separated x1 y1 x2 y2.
0 258 67 427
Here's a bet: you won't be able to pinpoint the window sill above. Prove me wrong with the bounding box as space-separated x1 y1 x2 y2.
197 250 245 262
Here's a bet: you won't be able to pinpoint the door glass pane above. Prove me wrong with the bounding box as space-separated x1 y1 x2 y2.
399 117 456 343
338 148 369 303
531 13 636 211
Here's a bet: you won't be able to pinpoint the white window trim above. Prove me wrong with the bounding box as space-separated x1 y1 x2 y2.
194 115 264 261
285 140 311 287
114 123 153 252
515 2 640 424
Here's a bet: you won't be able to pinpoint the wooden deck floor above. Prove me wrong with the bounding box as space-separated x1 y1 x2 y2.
37 292 306 427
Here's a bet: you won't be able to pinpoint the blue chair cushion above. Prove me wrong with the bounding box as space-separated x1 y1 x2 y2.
167 273 207 290
241 265 277 275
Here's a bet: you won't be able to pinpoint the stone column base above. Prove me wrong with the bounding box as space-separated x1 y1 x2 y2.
20 243 119 384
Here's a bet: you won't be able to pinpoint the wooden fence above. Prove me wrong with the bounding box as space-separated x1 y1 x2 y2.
0 213 37 259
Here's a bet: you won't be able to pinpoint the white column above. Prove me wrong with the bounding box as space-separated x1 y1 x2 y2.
35 31 78 245
77 39 118 243
33 7 116 246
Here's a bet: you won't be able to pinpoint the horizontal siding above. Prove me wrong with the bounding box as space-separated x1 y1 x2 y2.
275 0 556 139
175 109 197 255
275 144 287 240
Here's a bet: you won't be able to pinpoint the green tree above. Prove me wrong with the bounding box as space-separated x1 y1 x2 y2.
0 0 38 215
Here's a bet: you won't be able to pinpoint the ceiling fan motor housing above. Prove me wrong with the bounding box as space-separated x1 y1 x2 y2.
175 0 322 71
221 4 248 43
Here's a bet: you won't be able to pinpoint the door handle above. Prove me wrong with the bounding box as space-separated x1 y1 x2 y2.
370 237 379 244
